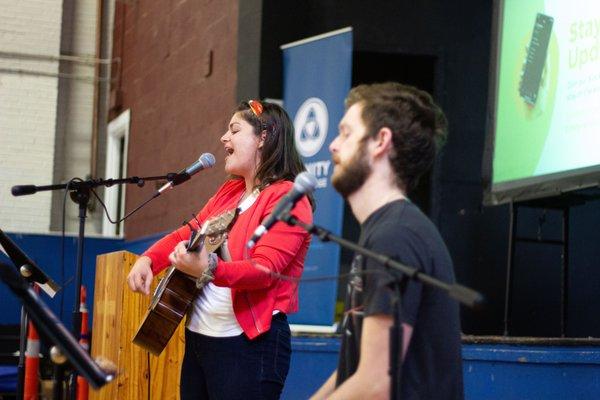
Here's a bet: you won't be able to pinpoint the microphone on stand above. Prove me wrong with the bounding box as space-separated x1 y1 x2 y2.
246 172 317 249
156 153 216 195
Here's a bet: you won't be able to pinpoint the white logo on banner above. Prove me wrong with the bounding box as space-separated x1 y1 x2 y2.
294 97 329 157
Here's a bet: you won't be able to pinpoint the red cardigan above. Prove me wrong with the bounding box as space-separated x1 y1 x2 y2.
143 179 313 339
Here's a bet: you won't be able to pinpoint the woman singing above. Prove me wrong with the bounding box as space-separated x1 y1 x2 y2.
127 100 313 399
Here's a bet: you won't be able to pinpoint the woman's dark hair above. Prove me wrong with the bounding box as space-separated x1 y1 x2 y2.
236 100 315 208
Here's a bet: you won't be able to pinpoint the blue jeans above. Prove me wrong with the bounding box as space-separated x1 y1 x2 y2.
180 312 291 400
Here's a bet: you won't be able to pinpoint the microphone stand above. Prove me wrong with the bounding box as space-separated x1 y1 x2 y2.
0 262 114 397
279 212 484 400
0 229 61 399
10 173 177 398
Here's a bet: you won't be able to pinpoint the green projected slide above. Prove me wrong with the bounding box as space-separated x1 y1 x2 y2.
492 0 600 186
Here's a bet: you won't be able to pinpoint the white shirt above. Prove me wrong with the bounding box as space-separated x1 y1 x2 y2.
186 189 259 337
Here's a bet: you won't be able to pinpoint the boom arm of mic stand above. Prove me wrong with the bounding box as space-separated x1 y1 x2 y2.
0 229 60 297
279 212 485 310
11 174 179 196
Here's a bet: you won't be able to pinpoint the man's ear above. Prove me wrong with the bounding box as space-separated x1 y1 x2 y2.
372 127 393 157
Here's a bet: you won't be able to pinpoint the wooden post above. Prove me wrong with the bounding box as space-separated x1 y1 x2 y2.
90 251 184 400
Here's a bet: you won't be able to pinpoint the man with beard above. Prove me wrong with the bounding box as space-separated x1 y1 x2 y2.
311 82 463 400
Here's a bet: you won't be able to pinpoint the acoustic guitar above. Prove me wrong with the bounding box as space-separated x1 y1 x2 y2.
132 209 238 355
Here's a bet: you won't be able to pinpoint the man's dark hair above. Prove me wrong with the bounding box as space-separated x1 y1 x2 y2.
345 82 448 192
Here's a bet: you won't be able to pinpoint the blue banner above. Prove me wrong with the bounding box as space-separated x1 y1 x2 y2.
282 27 352 325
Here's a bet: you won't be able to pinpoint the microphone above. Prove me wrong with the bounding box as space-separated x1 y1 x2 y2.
11 185 38 196
246 172 317 249
156 153 216 195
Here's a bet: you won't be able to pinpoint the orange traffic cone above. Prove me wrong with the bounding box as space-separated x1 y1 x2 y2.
23 288 40 400
76 285 89 400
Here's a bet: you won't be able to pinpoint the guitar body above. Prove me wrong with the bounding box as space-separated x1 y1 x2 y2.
132 209 238 355
132 268 198 355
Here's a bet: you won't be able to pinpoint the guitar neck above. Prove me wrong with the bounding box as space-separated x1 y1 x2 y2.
187 231 205 253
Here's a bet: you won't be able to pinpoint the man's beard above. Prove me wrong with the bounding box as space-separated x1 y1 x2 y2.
331 140 371 198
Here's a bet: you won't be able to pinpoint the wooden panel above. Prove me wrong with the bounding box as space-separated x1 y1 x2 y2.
150 326 185 400
90 251 184 400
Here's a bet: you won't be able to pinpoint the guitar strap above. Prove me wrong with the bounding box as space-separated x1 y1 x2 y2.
237 187 260 212
219 239 232 262
217 187 260 263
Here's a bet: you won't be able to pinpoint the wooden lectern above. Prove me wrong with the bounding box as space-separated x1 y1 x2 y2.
90 251 185 400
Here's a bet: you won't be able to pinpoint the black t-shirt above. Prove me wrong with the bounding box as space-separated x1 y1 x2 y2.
336 200 464 400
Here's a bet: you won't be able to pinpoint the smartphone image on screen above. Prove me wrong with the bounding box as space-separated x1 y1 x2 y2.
519 13 554 106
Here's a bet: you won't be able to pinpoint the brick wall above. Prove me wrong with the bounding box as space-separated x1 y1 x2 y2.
0 1 63 233
113 0 240 239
